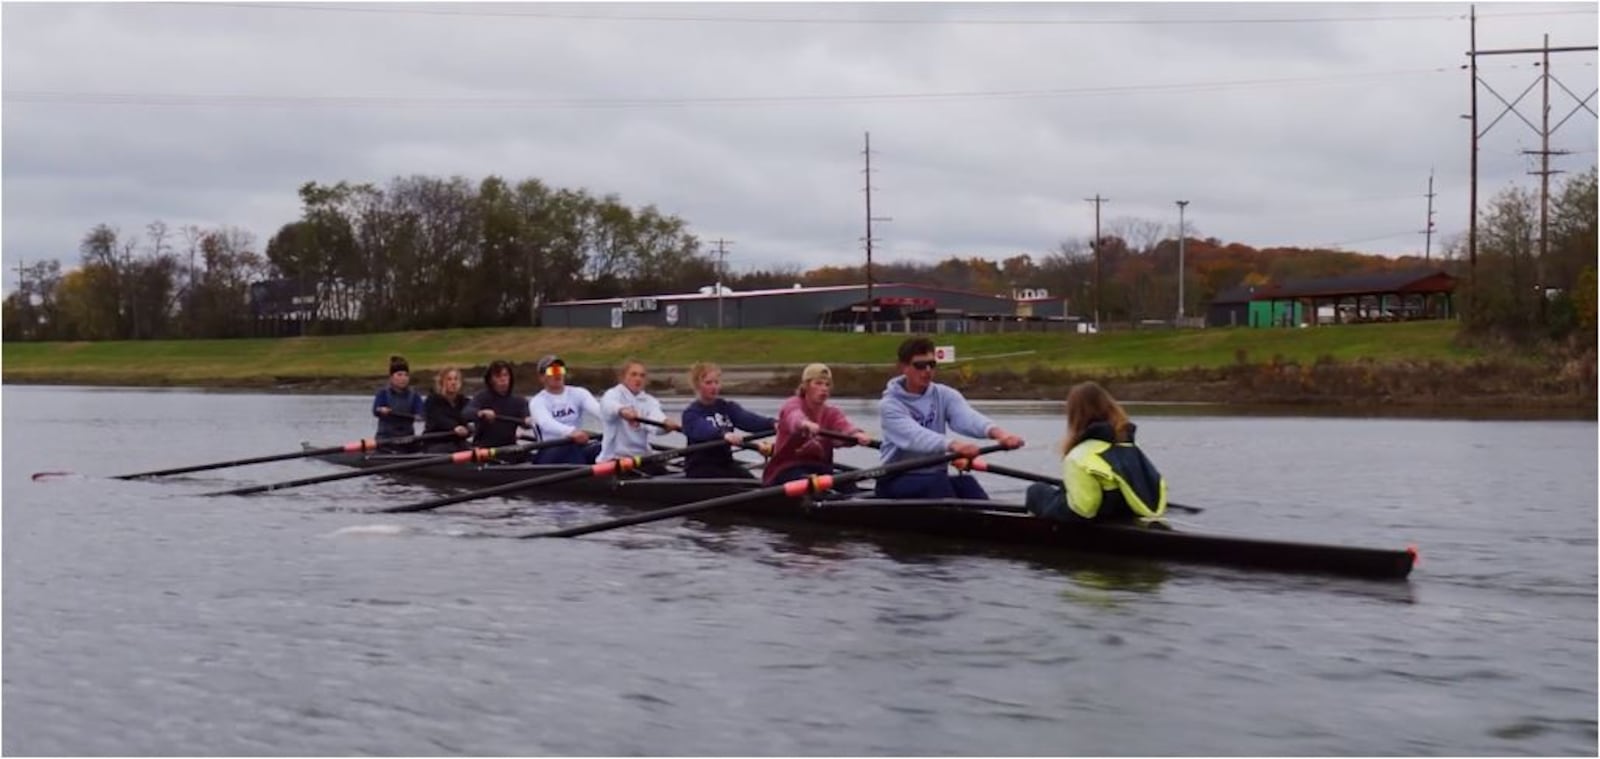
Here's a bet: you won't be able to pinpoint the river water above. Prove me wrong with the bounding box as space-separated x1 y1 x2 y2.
3 385 1595 755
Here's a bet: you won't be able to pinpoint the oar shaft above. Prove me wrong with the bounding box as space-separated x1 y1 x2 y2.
115 430 461 480
520 442 1008 539
203 437 562 497
381 433 771 514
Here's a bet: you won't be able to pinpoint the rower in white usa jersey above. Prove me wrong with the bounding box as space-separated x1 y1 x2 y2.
528 354 603 465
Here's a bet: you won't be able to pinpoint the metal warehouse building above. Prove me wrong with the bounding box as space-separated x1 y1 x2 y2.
538 283 1071 332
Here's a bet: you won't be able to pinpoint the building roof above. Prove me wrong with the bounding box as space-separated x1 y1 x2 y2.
1211 285 1259 305
544 282 1014 307
1254 269 1457 299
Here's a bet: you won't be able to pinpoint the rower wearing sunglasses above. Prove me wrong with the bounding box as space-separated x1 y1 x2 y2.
876 336 1024 500
528 354 603 465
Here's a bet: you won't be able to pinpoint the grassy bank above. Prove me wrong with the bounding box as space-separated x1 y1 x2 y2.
2 322 1590 412
3 321 1478 382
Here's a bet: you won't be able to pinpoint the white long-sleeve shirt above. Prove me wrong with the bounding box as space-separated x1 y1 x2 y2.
528 386 602 442
598 383 672 460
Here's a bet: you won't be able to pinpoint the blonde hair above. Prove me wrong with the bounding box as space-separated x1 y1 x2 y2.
434 366 463 397
689 362 721 387
616 357 646 378
1062 381 1131 453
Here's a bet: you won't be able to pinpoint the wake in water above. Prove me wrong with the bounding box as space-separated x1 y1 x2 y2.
323 524 415 538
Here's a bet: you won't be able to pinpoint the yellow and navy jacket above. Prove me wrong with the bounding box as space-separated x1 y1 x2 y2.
1062 421 1167 521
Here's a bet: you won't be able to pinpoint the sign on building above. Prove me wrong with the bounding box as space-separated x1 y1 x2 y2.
665 304 680 325
610 307 623 329
934 345 957 363
621 297 659 313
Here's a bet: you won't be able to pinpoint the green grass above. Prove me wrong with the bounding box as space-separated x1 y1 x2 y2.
2 321 1483 385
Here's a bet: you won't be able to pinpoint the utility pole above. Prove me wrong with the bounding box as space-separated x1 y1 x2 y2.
1175 200 1189 321
12 258 27 339
1085 194 1108 330
1422 169 1437 262
1465 7 1595 316
1468 4 1478 296
1520 34 1572 315
862 132 891 333
711 238 734 329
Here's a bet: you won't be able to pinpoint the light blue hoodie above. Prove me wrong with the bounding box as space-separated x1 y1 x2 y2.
878 376 997 474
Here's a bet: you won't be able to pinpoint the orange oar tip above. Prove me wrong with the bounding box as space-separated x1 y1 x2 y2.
1406 543 1421 566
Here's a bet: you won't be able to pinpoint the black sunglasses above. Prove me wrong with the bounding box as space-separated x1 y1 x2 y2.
909 359 938 370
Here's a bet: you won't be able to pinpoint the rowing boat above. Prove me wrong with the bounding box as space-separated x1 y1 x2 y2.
311 449 1417 580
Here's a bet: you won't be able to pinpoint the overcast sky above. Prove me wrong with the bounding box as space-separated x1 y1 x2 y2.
3 2 1596 289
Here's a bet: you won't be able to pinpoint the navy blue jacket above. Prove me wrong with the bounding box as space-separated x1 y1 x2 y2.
372 385 424 440
680 398 775 477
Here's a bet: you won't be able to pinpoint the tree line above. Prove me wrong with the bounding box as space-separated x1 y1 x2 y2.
4 169 1594 343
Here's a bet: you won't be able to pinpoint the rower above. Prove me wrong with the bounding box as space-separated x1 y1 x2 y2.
528 354 602 465
679 362 777 480
764 363 872 486
464 359 531 456
1024 381 1168 524
876 337 1023 499
598 358 681 476
372 355 425 452
421 365 473 453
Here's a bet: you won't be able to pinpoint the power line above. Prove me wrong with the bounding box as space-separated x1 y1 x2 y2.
169 2 1598 26
2 66 1466 111
1318 230 1422 248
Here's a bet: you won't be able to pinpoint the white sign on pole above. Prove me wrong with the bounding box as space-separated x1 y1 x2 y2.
610 307 623 329
934 345 956 363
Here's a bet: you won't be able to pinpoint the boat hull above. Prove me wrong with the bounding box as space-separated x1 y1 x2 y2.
314 451 1416 580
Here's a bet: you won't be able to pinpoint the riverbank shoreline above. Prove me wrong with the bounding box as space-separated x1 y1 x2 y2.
5 360 1593 420
4 323 1593 419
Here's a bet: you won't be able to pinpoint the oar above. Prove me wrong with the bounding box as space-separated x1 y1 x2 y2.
112 430 464 480
379 431 776 514
200 434 598 497
815 430 1203 515
518 442 1011 539
957 457 1204 515
638 417 772 455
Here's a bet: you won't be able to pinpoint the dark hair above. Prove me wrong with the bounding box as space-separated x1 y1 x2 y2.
897 337 936 365
483 359 515 387
389 355 410 375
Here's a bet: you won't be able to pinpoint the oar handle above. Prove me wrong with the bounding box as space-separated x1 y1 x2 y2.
961 458 1204 514
517 430 601 444
641 417 771 453
817 429 881 448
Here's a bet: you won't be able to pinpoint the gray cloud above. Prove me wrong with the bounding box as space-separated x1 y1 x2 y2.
3 2 1595 288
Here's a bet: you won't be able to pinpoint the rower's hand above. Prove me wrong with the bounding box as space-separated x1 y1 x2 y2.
661 419 682 432
991 428 1025 450
377 406 392 416
798 420 820 438
619 407 640 427
453 425 470 438
478 409 497 422
852 431 874 447
948 440 982 459
569 429 590 445
724 431 746 446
